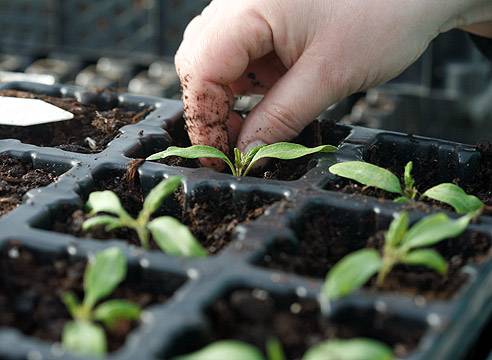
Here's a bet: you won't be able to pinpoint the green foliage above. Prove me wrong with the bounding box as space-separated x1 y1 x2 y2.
147 142 337 177
61 248 141 357
329 161 483 214
322 212 471 301
83 176 206 257
422 183 484 215
173 338 393 360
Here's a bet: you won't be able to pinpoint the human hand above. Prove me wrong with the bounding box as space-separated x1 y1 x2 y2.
176 0 492 170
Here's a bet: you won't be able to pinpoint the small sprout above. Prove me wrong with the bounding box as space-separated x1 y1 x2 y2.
147 142 337 177
329 161 484 213
322 212 472 302
173 338 393 360
61 247 141 357
83 176 206 257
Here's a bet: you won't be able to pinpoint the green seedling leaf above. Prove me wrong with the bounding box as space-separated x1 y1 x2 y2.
94 299 141 329
404 161 415 191
173 340 264 360
385 212 409 247
422 183 484 214
62 292 80 319
329 161 402 194
62 320 106 357
243 144 268 165
87 191 128 217
142 176 183 218
84 247 127 308
267 338 285 360
402 213 471 250
148 216 207 257
146 145 235 174
82 215 123 232
323 249 382 301
402 249 448 274
250 143 336 166
302 338 393 360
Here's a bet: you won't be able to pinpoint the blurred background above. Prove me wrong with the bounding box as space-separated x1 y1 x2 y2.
0 0 491 145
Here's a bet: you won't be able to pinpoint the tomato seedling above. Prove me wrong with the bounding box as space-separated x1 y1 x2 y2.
322 211 472 302
62 247 140 357
329 160 484 214
147 142 337 177
83 176 206 257
173 338 393 360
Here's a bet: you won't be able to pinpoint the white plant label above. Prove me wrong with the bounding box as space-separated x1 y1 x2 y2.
0 96 74 126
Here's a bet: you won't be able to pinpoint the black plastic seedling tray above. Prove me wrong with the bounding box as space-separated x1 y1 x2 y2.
0 81 491 360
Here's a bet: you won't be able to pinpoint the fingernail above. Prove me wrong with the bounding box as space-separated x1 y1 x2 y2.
244 140 266 153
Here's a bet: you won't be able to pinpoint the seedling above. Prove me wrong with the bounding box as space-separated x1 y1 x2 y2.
147 142 338 177
322 212 472 302
329 161 484 214
83 176 206 257
173 338 393 360
62 247 141 357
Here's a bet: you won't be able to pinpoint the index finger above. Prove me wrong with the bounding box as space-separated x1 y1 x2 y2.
175 1 274 168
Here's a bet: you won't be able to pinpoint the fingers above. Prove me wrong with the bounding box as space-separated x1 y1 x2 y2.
237 52 346 151
176 1 275 169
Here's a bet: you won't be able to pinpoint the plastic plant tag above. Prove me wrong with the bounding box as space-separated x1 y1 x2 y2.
0 96 74 126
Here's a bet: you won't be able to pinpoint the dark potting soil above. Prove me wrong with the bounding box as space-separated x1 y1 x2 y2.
50 169 276 254
0 90 150 153
0 243 172 352
153 118 348 181
260 208 491 300
0 155 57 217
179 289 425 360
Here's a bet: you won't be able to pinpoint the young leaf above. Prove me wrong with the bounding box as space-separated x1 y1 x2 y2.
62 292 81 319
247 143 336 173
266 338 285 360
402 213 471 250
172 340 264 360
329 161 402 194
84 247 127 308
94 299 141 329
302 338 393 360
148 216 207 257
403 161 415 191
62 320 106 357
402 249 448 274
322 249 382 301
82 215 122 232
146 145 235 174
422 183 484 214
385 212 409 247
87 191 128 217
243 144 268 165
141 176 183 218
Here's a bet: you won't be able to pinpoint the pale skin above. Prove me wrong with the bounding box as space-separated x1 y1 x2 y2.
175 0 492 170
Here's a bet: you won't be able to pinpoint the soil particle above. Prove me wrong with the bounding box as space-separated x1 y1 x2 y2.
0 155 57 217
0 243 173 352
185 289 425 360
51 172 276 254
260 208 491 300
0 90 150 153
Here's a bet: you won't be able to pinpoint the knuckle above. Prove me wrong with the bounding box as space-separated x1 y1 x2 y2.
262 103 303 138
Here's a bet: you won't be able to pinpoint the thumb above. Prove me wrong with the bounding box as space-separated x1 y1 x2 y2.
236 53 347 150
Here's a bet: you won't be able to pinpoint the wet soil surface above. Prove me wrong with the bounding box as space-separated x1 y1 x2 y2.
152 118 350 181
173 289 425 360
259 208 491 300
0 243 175 352
50 169 278 254
0 90 150 153
0 155 57 217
